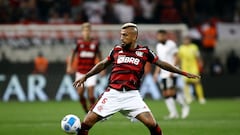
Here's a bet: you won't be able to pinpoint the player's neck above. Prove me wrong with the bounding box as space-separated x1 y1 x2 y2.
83 36 91 41
129 43 137 50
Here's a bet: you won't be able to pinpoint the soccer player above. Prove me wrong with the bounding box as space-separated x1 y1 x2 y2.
73 23 200 135
154 30 189 119
178 36 206 104
68 22 102 113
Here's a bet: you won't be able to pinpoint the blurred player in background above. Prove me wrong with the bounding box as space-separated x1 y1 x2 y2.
178 36 206 104
67 22 102 113
154 30 189 119
73 23 200 135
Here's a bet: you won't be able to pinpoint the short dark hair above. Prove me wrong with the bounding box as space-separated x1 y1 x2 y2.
157 30 167 34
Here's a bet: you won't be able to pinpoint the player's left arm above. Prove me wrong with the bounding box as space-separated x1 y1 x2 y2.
154 59 200 79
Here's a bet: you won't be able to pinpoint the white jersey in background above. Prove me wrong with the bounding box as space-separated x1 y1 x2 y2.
156 40 178 78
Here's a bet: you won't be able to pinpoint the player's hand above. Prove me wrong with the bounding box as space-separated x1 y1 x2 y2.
73 76 87 88
185 72 201 79
66 66 74 74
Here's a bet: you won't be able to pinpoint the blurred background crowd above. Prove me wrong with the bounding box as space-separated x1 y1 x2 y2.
1 0 240 100
0 0 240 25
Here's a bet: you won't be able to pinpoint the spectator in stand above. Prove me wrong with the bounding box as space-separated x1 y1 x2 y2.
48 10 63 24
62 12 73 24
153 0 181 23
140 0 156 23
201 21 217 73
33 52 48 74
82 0 105 24
226 50 240 74
103 2 119 24
113 0 134 23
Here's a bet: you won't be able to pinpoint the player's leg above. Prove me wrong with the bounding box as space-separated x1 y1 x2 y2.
77 111 102 135
176 76 190 119
78 88 121 135
183 80 193 104
194 81 206 104
136 112 162 135
125 91 162 135
85 75 97 108
87 86 95 108
161 78 178 119
78 87 88 113
76 72 88 113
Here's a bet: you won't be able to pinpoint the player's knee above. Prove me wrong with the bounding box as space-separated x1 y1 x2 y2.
144 120 157 128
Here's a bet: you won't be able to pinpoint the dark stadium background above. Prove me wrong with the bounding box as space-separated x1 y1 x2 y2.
0 0 240 101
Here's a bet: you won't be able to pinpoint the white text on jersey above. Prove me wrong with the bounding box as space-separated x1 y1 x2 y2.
117 55 140 65
80 51 95 58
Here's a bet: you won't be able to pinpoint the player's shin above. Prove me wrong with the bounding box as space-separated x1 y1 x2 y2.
149 124 162 135
89 97 95 108
80 97 88 113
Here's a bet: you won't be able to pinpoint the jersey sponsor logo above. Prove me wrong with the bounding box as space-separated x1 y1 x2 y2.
80 51 95 58
117 55 140 65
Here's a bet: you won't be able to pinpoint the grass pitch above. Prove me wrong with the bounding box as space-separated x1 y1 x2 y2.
0 99 240 135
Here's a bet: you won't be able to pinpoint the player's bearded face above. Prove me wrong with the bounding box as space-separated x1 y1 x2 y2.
120 29 133 50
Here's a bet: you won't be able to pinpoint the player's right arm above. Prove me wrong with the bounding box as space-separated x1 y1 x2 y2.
73 58 111 88
67 46 78 73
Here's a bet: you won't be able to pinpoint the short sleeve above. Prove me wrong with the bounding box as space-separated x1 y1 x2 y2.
171 41 178 54
107 48 114 62
148 48 158 63
193 44 200 57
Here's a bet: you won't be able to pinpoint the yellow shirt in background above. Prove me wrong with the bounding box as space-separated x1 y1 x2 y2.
178 43 200 75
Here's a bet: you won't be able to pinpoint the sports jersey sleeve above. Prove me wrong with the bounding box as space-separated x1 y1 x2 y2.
193 44 200 57
147 48 158 63
107 48 114 62
171 41 178 54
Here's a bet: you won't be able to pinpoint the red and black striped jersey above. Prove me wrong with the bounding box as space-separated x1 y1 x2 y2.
107 45 158 91
74 38 100 74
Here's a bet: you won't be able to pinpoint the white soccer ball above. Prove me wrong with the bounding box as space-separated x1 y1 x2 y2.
61 114 81 134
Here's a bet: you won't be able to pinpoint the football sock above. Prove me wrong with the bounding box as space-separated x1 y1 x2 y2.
80 97 88 113
184 84 192 104
77 123 91 135
149 124 162 135
165 97 178 116
176 91 188 107
195 83 205 102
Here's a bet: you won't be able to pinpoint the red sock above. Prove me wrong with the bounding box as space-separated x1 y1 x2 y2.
149 124 162 135
77 123 91 135
80 98 88 113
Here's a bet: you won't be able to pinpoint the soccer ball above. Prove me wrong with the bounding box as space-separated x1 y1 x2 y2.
61 114 81 134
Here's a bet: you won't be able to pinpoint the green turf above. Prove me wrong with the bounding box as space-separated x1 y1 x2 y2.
0 99 240 135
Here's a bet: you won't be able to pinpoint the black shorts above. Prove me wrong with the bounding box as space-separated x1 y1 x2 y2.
160 77 177 91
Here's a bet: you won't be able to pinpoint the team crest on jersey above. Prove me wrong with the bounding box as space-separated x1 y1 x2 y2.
80 44 84 48
135 51 143 57
90 43 96 50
